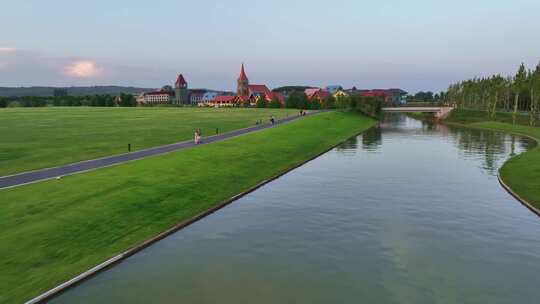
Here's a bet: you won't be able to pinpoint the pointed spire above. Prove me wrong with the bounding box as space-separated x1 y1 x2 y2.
238 63 248 82
175 74 187 88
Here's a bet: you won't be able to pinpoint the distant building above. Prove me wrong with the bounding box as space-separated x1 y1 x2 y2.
236 64 285 105
202 91 219 103
326 85 343 94
386 88 408 105
205 95 236 107
344 86 367 96
333 90 349 99
362 89 389 102
237 64 250 96
189 89 206 104
305 88 330 101
138 91 174 105
174 74 189 105
361 89 408 105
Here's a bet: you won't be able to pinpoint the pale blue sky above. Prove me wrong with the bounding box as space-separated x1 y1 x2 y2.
1 0 539 93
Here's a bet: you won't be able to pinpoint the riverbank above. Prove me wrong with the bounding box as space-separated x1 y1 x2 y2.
444 109 540 213
0 111 375 303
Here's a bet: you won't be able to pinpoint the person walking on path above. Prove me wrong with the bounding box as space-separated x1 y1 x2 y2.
270 115 275 125
194 129 201 144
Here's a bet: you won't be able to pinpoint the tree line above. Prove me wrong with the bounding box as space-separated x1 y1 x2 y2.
259 92 382 117
446 62 540 125
252 92 382 117
0 94 138 108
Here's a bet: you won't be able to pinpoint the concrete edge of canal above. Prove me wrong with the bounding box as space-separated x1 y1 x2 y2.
498 173 540 218
25 124 375 304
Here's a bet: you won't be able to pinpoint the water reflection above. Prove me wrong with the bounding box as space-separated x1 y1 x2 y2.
336 136 358 154
336 126 382 154
361 126 382 152
371 113 535 176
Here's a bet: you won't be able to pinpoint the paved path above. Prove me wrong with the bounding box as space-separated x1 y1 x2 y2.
0 112 317 189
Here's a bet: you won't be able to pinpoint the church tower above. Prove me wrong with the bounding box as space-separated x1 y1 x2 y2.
175 74 188 105
237 63 249 96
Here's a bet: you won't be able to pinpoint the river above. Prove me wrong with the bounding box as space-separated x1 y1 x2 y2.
51 114 540 304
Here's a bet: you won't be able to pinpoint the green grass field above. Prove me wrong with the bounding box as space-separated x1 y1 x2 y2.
0 111 375 303
0 107 297 176
445 109 540 211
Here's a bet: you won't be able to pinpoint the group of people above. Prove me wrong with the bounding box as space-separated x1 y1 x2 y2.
300 109 308 116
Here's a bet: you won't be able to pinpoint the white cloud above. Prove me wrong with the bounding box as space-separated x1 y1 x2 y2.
64 60 103 78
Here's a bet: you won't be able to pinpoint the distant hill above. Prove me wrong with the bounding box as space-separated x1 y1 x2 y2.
0 86 156 97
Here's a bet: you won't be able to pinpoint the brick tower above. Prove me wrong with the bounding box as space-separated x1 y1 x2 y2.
237 63 249 96
175 74 188 105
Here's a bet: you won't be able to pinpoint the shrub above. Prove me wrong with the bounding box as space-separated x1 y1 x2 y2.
256 97 267 108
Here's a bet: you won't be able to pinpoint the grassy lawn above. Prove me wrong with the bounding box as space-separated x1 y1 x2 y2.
445 109 540 210
0 107 298 176
0 111 375 303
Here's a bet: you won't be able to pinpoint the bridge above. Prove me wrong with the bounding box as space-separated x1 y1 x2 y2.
382 107 454 119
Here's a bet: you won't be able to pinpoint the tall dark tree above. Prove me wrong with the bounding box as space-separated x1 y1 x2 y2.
285 92 299 108
513 63 527 122
268 97 281 108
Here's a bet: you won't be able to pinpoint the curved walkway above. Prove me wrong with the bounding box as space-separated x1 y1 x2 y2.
0 112 318 189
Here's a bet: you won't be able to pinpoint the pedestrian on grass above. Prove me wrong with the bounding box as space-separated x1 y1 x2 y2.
270 116 275 125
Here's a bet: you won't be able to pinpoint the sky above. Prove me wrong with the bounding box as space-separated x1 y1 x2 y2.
1 0 540 93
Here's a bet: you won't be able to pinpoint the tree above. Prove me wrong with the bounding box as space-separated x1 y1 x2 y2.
268 97 281 108
0 97 7 108
285 92 299 108
311 99 321 110
297 93 309 109
513 63 527 123
120 93 137 107
323 95 336 109
529 62 540 126
256 97 267 108
414 91 434 102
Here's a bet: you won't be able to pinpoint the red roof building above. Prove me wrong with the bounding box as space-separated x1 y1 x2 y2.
305 88 330 101
362 89 390 103
233 63 285 106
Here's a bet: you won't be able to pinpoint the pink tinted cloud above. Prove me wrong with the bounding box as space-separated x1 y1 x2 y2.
0 47 17 53
64 60 103 78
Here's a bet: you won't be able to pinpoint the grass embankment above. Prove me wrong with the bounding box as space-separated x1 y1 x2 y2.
0 107 297 176
445 109 540 210
0 111 375 303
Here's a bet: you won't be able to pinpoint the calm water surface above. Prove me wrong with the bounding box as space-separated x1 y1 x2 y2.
52 114 540 304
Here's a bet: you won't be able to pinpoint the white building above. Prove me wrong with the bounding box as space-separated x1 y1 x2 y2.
137 91 174 105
